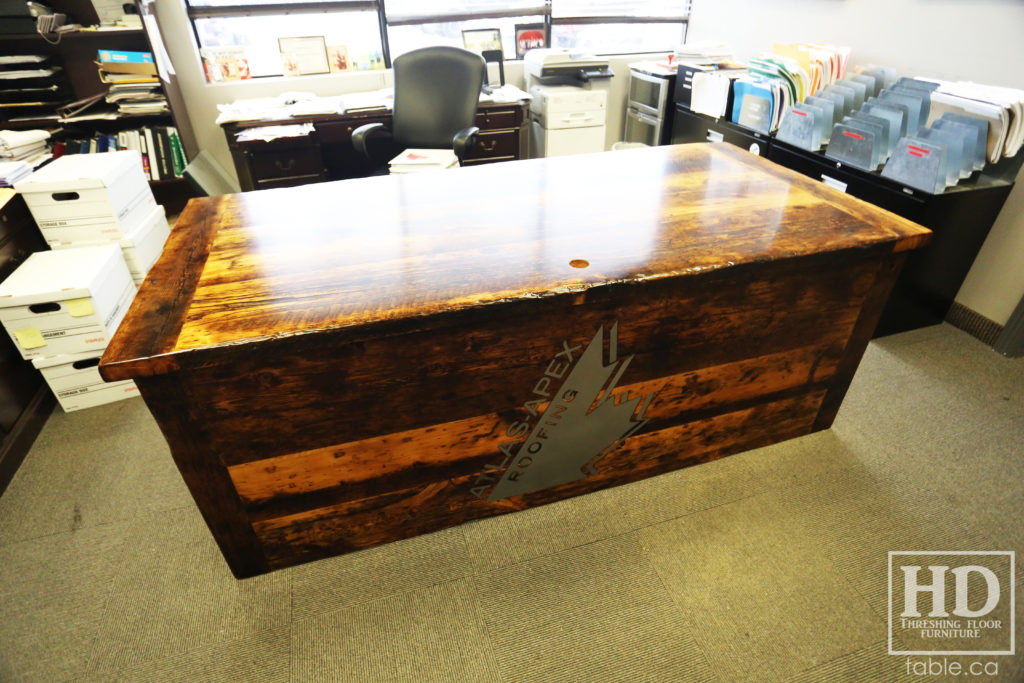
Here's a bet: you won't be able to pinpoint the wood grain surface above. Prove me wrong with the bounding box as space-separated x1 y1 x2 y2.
97 143 931 577
100 143 929 380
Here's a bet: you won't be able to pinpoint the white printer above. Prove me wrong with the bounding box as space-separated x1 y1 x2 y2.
523 49 613 158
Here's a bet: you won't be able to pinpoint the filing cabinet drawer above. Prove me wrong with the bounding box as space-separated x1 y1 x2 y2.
474 108 520 130
465 130 518 161
671 106 770 158
246 146 323 182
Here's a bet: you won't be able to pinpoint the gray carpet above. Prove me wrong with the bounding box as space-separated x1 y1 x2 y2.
1 323 1021 682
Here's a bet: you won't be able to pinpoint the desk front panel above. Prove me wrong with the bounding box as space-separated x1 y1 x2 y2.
102 144 929 577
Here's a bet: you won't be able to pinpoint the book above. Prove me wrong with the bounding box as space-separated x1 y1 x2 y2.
154 126 172 178
166 126 185 177
141 128 156 179
96 49 154 65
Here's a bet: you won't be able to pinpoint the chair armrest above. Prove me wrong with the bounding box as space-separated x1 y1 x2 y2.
352 122 390 159
452 126 480 165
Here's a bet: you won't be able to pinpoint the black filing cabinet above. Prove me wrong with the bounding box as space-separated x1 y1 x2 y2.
671 105 771 158
768 140 1015 336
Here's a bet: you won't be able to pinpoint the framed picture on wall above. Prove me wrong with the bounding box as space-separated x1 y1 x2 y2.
462 28 502 56
515 23 547 59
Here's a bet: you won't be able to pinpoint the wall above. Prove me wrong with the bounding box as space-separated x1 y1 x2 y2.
686 0 1024 325
155 0 1023 326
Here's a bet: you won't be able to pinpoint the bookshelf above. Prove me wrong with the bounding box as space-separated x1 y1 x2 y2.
0 0 198 211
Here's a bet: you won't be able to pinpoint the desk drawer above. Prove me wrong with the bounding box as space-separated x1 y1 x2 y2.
0 226 45 283
254 173 326 190
475 108 520 130
316 116 391 144
246 147 323 181
465 130 518 160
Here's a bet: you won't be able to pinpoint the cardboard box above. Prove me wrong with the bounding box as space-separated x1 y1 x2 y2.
15 150 155 242
0 244 136 360
33 350 139 412
49 204 169 281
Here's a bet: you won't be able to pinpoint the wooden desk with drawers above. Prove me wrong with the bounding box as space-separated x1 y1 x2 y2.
100 143 930 578
221 99 530 191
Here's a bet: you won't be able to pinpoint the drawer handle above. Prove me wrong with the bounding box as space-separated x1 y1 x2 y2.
480 140 497 152
29 302 60 314
52 192 80 201
275 159 296 172
72 357 101 370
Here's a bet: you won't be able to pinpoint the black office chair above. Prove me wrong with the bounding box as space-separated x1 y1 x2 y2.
352 46 486 169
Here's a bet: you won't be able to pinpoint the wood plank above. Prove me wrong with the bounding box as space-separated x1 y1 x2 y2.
181 251 876 466
251 391 825 569
228 343 842 507
134 375 270 579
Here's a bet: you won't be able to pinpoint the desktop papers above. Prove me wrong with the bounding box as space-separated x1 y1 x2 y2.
388 148 458 173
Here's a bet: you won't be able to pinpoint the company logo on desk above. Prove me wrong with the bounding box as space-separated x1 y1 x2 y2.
470 322 657 501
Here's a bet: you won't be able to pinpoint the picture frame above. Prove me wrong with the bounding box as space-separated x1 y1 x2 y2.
514 23 547 59
278 36 329 77
327 45 350 73
461 28 502 56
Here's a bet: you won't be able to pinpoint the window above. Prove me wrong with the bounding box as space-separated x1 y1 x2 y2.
552 1 690 54
183 0 690 81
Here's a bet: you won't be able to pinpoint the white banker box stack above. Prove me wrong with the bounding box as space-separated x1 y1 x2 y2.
16 150 169 286
0 245 139 411
0 151 170 411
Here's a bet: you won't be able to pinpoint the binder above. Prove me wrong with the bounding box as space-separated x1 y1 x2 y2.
732 78 776 133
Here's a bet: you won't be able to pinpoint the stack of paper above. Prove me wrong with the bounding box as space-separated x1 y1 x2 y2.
105 82 167 116
388 148 458 174
0 129 50 167
921 80 1024 163
674 42 734 64
0 161 32 188
0 55 71 122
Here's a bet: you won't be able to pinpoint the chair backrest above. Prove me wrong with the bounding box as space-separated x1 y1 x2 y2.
392 46 486 149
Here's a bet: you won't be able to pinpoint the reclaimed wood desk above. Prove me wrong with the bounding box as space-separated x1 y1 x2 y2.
100 144 930 578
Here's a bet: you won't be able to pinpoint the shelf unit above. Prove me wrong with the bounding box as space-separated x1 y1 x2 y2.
0 190 54 497
0 0 198 212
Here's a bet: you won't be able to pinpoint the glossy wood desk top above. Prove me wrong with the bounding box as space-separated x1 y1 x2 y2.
101 143 929 381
